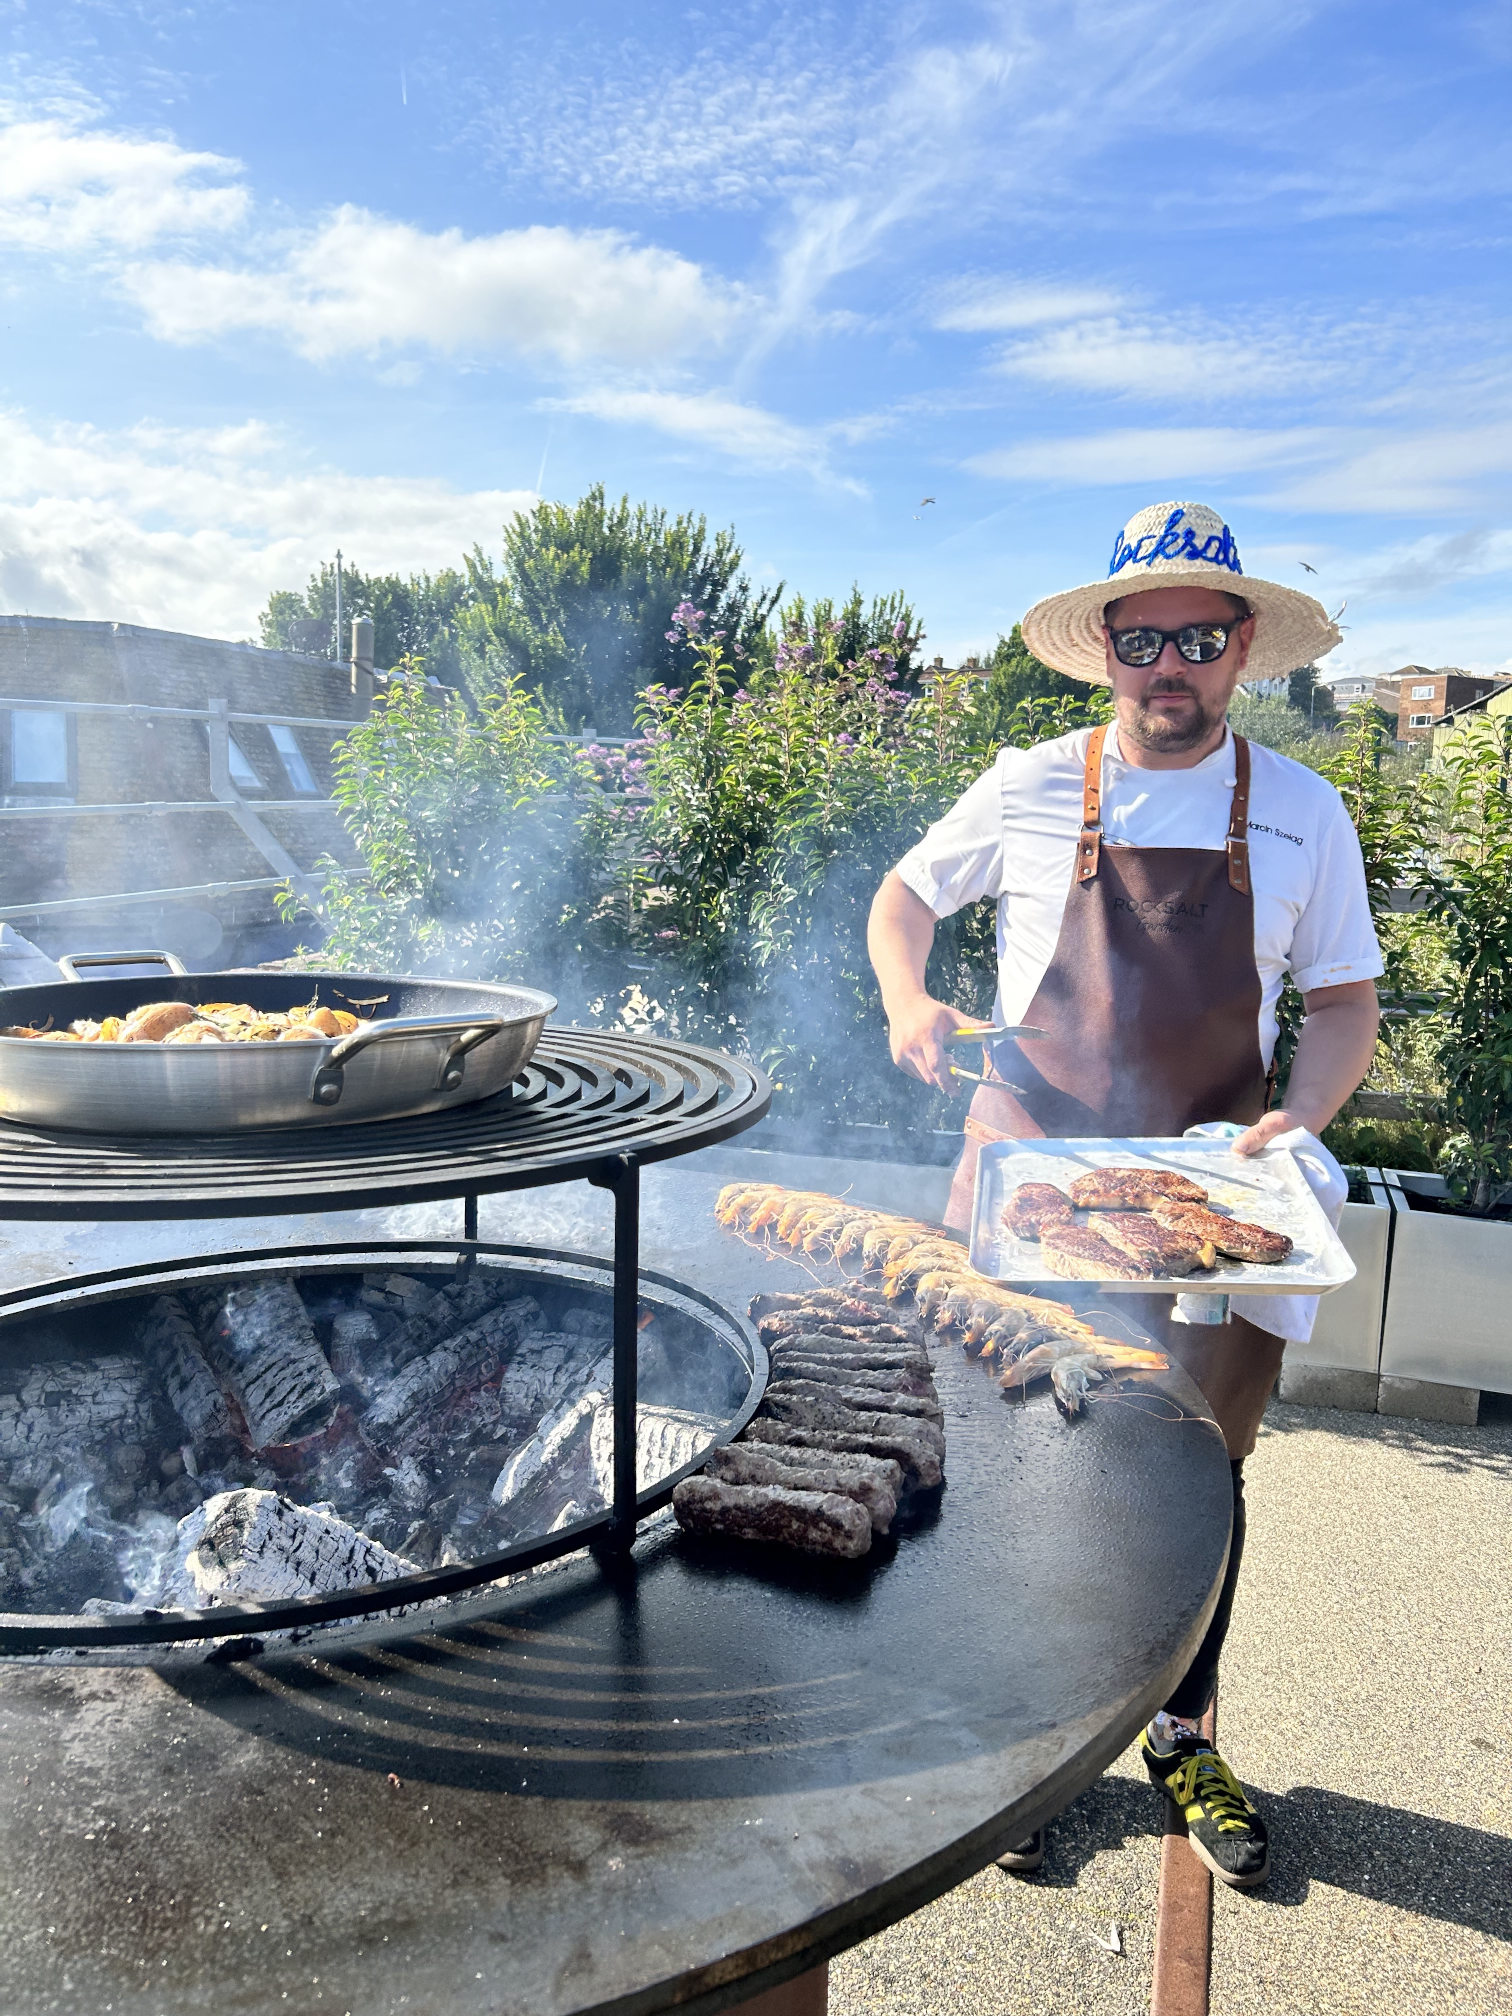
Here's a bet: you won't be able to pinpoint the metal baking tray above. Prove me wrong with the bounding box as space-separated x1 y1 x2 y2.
969 1135 1356 1295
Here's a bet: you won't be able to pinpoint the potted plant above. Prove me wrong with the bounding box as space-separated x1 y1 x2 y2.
1377 716 1512 1423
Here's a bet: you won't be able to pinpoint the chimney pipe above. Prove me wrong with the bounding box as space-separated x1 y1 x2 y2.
351 616 375 698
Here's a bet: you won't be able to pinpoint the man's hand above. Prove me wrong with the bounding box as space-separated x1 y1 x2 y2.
1234 1108 1305 1157
887 997 989 1095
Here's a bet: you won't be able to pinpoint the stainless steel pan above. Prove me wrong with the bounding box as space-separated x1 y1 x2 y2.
0 952 556 1135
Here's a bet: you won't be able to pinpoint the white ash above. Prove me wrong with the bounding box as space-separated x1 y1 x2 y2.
156 1489 419 1609
188 1280 341 1450
491 1384 606 1512
588 1403 717 1499
135 1296 235 1445
363 1295 541 1455
383 1454 431 1511
329 1308 381 1386
0 1355 159 1491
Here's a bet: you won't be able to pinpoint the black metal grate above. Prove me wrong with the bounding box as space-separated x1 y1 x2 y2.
0 1029 769 1219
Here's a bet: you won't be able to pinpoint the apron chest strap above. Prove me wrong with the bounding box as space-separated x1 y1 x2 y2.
1078 723 1254 892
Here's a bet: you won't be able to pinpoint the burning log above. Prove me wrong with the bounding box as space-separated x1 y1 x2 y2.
363 1295 542 1457
672 1475 872 1559
588 1403 717 1499
135 1295 235 1444
743 1416 943 1489
188 1280 341 1450
704 1442 900 1533
159 1489 419 1608
0 1355 159 1490
490 1385 604 1514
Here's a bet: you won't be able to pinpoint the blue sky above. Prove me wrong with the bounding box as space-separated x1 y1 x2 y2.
0 0 1509 677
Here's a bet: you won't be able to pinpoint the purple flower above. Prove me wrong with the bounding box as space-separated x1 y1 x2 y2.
836 732 855 747
664 630 679 642
655 929 679 941
892 617 907 641
713 629 726 640
671 600 704 629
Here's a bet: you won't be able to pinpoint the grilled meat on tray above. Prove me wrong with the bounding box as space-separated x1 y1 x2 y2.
1067 1167 1209 1210
1095 1213 1218 1276
1151 1201 1293 1264
1002 1182 1075 1239
1038 1222 1154 1281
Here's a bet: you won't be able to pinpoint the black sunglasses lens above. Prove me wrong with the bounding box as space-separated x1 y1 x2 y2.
1112 629 1163 666
1178 625 1231 663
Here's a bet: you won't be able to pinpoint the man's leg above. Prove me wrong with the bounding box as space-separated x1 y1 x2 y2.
1134 1307 1280 1887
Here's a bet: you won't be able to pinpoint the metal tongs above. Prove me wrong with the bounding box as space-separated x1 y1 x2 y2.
945 1023 1046 1085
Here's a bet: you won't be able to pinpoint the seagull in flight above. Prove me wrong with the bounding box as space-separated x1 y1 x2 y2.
919 496 935 506
1298 559 1317 574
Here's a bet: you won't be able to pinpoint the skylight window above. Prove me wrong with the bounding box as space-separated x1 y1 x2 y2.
269 723 319 795
227 732 263 790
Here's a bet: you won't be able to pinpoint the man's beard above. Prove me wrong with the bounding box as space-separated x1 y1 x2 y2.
1119 681 1228 754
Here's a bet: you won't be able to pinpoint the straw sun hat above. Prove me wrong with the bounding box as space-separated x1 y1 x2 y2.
1021 500 1341 687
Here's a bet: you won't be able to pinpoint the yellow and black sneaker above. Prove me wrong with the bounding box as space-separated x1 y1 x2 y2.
1141 1732 1270 1889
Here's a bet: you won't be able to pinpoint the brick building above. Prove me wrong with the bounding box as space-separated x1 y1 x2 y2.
0 614 379 967
1394 665 1510 742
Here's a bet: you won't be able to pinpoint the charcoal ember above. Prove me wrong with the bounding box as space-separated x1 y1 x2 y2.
763 1381 945 1428
0 1354 160 1490
672 1476 871 1560
768 1355 936 1397
588 1403 717 1499
187 1280 341 1451
495 1331 591 1425
383 1454 431 1511
20 1521 127 1611
548 1498 592 1533
329 1308 381 1386
136 1295 235 1445
305 1438 381 1514
379 1271 521 1373
158 1489 419 1609
706 1443 900 1533
159 1475 203 1517
561 1306 613 1341
362 1296 541 1457
743 1417 943 1489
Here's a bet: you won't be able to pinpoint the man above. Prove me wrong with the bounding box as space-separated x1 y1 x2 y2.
867 501 1382 1888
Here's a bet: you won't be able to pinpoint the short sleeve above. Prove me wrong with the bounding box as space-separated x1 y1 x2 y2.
1287 792 1386 994
893 760 1004 918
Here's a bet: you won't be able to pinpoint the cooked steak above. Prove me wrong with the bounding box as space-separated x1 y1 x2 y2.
1002 1182 1075 1238
764 1379 944 1427
705 1444 900 1532
1067 1167 1209 1210
1096 1213 1218 1276
671 1476 872 1558
1039 1222 1153 1281
1151 1201 1293 1264
743 1416 943 1489
755 1314 921 1345
767 1355 936 1398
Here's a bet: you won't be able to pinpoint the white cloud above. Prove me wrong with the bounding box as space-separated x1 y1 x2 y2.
934 281 1125 333
969 426 1328 485
0 111 246 251
123 207 736 367
548 387 854 484
995 316 1317 400
0 411 532 638
1259 424 1512 514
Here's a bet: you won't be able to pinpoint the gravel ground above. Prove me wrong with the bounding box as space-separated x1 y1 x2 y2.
830 1394 1512 2016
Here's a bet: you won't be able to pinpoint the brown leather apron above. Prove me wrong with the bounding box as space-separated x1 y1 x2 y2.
943 724 1281 1455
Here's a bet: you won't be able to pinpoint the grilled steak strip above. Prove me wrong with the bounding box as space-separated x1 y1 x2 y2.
1151 1201 1293 1263
768 1333 930 1372
1038 1223 1153 1282
1095 1214 1217 1276
672 1476 872 1559
764 1380 944 1427
705 1444 900 1532
755 1315 922 1347
1002 1183 1075 1239
1067 1167 1209 1210
767 1356 936 1398
743 1417 943 1489
748 1289 896 1318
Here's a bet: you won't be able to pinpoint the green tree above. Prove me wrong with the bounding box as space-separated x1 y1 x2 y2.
457 486 781 732
971 625 1101 747
758 587 921 688
1287 662 1336 721
259 562 476 685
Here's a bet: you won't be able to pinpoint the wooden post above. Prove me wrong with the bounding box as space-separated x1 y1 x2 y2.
730 1963 829 2016
1149 1700 1216 2016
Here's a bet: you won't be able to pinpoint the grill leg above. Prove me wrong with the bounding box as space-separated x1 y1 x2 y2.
592 1152 641 1553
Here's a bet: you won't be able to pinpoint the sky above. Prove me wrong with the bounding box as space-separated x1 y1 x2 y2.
0 0 1509 678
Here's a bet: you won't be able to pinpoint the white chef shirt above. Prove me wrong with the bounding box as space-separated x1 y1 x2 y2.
894 724 1383 1067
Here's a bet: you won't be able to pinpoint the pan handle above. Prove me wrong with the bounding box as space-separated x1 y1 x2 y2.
309 1014 507 1107
58 949 189 982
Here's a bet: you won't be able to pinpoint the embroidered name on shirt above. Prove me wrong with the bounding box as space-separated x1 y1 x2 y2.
1247 819 1304 846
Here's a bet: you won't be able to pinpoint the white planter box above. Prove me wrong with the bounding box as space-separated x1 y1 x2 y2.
1278 1169 1390 1412
1378 1170 1512 1398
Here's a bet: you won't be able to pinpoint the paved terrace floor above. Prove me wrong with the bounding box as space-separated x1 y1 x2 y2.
830 1394 1512 2016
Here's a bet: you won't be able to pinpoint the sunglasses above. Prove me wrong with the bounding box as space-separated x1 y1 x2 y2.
1107 622 1241 668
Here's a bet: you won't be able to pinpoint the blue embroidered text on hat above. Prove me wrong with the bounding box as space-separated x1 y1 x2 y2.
1109 505 1242 579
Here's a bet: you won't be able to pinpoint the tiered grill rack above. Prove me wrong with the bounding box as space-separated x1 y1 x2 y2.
0 1028 772 1653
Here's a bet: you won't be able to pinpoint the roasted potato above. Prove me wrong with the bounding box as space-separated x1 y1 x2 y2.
122 1001 198 1043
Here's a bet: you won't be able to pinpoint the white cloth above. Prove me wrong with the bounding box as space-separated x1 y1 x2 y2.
1181 1120 1348 1345
894 723 1384 1069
